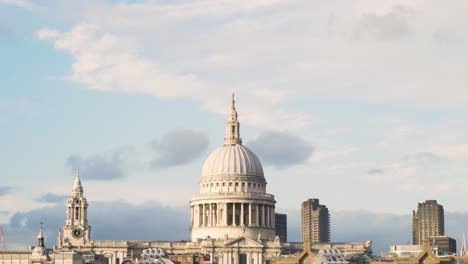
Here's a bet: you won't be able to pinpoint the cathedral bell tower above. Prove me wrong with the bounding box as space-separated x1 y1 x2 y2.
61 171 91 247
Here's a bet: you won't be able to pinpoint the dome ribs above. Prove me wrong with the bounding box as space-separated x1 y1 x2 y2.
200 145 265 185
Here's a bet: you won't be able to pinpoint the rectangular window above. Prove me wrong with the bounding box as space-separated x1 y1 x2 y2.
242 183 245 186
235 182 239 186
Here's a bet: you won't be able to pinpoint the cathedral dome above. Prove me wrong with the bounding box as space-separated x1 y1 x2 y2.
200 94 265 181
201 144 264 179
190 94 276 242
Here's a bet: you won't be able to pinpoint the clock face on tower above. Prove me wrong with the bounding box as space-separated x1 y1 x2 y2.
72 227 83 239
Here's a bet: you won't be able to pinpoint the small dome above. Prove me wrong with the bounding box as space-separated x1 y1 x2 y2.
201 144 264 179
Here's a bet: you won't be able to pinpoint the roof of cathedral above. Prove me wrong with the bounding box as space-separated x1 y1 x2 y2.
200 94 264 180
201 144 264 178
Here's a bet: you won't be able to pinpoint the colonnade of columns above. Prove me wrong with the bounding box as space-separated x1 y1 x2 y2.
219 251 264 264
191 202 275 228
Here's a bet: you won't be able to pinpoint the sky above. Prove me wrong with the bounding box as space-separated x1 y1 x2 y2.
2 0 468 254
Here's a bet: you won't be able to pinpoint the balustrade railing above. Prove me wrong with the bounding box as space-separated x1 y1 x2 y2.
191 192 274 200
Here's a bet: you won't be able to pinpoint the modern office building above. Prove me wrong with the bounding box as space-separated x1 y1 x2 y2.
412 200 445 245
275 213 287 243
429 236 456 255
389 236 456 257
301 199 330 243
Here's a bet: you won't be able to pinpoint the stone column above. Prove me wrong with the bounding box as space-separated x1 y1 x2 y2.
194 205 198 227
209 203 212 226
81 206 84 225
85 206 88 225
194 206 196 227
240 203 244 226
224 203 228 226
269 206 272 227
214 204 217 226
248 203 252 226
255 204 259 226
190 206 193 227
272 206 275 227
67 207 70 225
199 204 203 227
216 203 220 226
261 205 265 226
232 203 236 226
259 252 264 264
213 204 217 226
202 204 206 226
81 205 86 225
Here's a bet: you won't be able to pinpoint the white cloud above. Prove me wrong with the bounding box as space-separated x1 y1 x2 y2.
36 24 204 98
35 1 468 132
36 21 309 129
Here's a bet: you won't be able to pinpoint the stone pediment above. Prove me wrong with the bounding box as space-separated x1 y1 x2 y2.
224 236 264 248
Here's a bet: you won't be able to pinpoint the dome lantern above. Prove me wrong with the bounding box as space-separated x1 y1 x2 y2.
224 93 242 145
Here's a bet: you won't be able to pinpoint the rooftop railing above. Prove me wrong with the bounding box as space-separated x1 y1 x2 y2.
191 192 275 200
